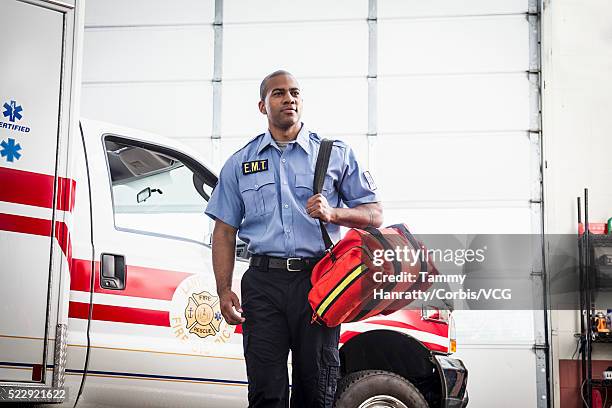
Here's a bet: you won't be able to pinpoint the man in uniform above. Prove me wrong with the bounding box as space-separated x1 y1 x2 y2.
205 70 382 408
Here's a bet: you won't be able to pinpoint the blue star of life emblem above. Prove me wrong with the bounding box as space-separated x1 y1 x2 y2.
3 100 23 122
1 138 22 162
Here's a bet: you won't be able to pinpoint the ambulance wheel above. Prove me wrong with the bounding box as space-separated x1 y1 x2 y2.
334 370 429 408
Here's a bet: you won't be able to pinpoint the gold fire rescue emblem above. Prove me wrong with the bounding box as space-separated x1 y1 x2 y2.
185 291 223 339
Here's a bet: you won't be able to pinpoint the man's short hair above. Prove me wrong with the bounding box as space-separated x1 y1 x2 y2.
260 70 294 101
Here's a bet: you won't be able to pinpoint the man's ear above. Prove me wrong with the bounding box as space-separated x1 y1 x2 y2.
258 100 267 115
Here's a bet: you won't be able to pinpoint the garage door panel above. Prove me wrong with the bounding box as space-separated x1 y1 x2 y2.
379 16 529 75
453 311 535 343
223 22 368 80
378 0 527 18
453 347 537 407
176 137 214 166
85 0 214 26
219 137 253 166
382 207 533 234
336 135 369 168
222 81 273 137
378 74 530 133
299 78 368 135
83 27 214 82
81 82 212 139
376 132 532 201
222 78 368 136
224 0 367 23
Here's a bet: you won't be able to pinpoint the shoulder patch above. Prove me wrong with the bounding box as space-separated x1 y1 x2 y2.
363 171 377 190
242 159 269 175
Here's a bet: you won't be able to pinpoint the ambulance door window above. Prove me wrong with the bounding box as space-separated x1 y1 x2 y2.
104 138 214 243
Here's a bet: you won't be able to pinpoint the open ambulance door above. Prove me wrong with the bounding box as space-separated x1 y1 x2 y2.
0 0 84 401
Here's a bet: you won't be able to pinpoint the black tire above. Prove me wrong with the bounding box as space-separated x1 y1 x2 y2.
334 370 429 408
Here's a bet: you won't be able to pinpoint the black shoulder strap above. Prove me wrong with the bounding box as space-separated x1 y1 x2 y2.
314 139 334 251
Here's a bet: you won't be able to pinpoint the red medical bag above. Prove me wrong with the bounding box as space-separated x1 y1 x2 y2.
307 140 437 327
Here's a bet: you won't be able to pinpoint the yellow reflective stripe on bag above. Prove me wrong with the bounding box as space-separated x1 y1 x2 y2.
316 263 368 317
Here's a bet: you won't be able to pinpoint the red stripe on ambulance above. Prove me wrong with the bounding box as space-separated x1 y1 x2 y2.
0 213 71 263
364 315 449 338
0 167 76 212
0 212 51 236
69 260 193 301
69 301 170 327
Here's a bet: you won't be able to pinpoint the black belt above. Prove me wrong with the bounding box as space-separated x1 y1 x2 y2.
249 254 322 272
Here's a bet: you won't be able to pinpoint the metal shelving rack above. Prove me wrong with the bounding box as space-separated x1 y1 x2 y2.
578 188 612 407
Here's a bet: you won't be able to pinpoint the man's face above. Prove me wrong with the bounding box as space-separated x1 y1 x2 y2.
259 74 302 130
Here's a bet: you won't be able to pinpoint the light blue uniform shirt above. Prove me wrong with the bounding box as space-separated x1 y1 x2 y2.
205 124 379 258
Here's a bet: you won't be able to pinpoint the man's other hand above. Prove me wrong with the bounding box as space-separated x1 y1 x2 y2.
219 290 245 325
306 193 336 223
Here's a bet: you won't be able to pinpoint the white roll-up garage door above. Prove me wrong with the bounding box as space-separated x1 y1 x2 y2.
81 1 545 406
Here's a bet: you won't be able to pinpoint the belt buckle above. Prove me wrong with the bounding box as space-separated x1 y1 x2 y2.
286 257 301 272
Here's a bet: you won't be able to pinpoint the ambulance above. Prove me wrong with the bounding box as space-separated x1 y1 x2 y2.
0 0 468 407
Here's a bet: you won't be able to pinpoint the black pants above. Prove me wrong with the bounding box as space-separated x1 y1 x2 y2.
241 265 341 408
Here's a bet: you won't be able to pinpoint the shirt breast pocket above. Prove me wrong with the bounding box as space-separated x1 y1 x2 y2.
295 173 335 204
240 172 276 216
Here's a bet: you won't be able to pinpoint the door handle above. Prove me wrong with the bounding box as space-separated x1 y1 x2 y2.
100 253 126 290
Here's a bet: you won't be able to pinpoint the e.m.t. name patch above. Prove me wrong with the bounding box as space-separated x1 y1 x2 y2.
242 159 269 175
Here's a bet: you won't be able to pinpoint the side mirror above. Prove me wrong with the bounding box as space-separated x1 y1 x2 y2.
137 187 163 203
137 187 151 203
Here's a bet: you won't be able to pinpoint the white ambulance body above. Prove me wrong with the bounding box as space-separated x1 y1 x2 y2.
0 1 467 407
